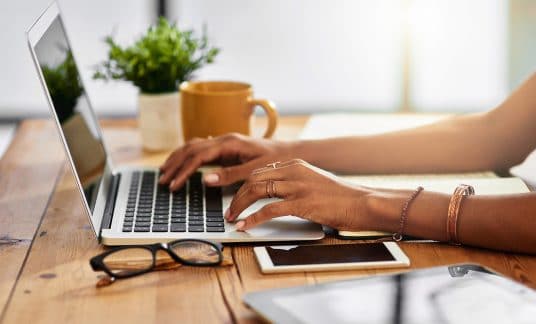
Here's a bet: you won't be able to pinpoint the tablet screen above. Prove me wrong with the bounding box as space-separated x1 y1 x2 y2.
266 243 395 266
244 264 536 324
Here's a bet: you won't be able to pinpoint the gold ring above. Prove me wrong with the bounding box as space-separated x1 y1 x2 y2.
266 161 281 169
266 180 276 198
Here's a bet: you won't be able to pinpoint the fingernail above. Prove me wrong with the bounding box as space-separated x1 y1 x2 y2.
224 208 230 220
204 173 220 184
235 221 245 231
159 175 165 183
169 180 175 189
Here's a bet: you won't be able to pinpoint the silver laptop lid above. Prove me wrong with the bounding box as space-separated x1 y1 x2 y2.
27 2 113 238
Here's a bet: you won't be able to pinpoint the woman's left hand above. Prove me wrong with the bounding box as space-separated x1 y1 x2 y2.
225 159 376 231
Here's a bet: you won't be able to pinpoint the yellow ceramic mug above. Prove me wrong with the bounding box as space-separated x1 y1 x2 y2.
180 81 278 141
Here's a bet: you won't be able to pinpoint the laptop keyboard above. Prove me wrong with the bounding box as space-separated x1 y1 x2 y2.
122 171 225 233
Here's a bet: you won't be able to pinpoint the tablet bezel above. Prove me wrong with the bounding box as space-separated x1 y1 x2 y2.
254 242 410 274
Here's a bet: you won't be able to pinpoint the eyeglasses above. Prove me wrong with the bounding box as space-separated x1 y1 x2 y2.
90 239 223 286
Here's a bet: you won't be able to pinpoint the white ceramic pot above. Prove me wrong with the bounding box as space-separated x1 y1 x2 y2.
138 91 182 151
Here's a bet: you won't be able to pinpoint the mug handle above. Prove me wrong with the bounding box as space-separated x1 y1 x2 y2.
247 98 279 138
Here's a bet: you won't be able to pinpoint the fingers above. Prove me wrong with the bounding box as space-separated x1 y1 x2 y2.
160 137 205 172
227 180 297 221
234 159 306 194
235 201 296 231
203 160 259 187
251 158 307 175
159 138 215 185
168 144 223 191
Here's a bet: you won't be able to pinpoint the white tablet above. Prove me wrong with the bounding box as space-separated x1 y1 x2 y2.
254 242 410 273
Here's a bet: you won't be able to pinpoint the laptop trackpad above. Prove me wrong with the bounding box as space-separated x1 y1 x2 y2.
222 195 319 236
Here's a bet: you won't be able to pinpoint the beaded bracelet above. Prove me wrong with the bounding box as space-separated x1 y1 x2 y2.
446 184 475 244
392 186 424 241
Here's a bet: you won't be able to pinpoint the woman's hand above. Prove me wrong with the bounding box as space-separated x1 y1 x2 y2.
225 159 377 231
159 133 296 191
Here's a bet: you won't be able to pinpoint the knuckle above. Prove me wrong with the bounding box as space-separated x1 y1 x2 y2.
263 204 279 216
244 183 257 197
189 137 203 143
183 142 194 153
190 156 203 167
252 182 266 196
248 213 261 225
218 167 229 180
222 132 240 141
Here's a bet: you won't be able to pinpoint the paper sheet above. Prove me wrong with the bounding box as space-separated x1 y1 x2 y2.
300 113 448 140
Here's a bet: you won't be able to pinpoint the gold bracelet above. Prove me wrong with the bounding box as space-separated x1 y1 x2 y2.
392 186 424 242
446 184 475 244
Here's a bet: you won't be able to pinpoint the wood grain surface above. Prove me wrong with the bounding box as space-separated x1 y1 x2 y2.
1 116 535 324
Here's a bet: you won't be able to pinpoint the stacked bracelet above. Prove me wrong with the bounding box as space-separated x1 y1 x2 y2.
392 186 424 242
446 184 475 245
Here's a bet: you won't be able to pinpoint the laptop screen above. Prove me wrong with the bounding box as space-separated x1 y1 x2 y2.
34 15 107 214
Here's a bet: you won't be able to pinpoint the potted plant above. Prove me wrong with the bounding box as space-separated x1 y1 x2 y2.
94 18 219 151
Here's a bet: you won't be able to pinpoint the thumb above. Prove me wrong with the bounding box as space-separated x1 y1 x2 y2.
203 160 258 186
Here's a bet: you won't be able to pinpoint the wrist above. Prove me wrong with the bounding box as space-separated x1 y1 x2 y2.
362 189 410 233
288 140 319 164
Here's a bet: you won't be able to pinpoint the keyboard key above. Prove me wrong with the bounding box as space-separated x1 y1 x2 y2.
153 219 169 224
135 221 151 227
206 217 224 222
134 227 150 232
206 222 224 228
207 227 225 232
152 225 169 232
205 187 222 211
206 211 223 217
188 221 204 226
188 226 204 232
122 226 132 232
171 224 186 232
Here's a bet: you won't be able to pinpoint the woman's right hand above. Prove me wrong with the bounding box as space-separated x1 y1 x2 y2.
159 133 297 191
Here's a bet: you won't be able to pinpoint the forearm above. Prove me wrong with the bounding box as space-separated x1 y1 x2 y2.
365 189 536 254
294 113 505 174
293 73 536 174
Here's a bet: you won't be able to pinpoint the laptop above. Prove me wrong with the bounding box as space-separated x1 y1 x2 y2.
27 2 324 245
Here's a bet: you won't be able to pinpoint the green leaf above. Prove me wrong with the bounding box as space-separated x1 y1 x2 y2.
93 17 219 93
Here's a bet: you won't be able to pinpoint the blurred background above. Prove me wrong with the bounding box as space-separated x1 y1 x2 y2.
1 0 536 155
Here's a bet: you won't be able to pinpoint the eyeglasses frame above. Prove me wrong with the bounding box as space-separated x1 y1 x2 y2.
90 239 224 280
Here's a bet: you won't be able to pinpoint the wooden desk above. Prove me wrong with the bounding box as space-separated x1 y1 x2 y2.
1 117 536 323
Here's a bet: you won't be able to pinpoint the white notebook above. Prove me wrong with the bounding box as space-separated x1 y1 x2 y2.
299 113 448 140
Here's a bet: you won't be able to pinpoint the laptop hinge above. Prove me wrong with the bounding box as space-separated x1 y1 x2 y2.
101 173 121 232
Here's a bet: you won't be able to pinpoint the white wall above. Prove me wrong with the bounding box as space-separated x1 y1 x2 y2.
173 0 510 113
0 0 531 118
0 0 153 118
173 0 404 113
409 0 508 112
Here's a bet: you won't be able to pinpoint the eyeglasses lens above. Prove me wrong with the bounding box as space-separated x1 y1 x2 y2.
102 248 154 276
170 241 221 265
